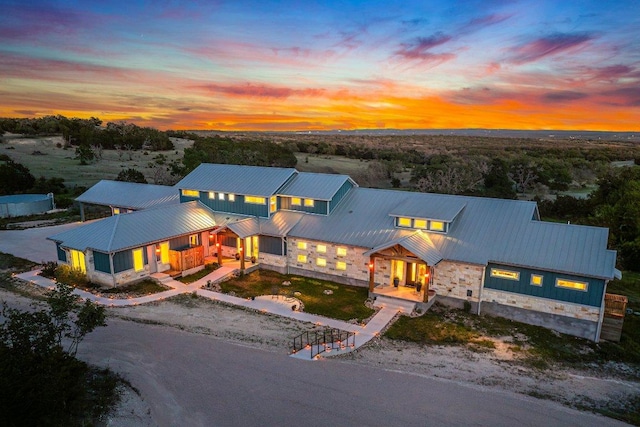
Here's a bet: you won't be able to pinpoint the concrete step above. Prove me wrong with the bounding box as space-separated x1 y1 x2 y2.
372 295 417 314
150 273 175 283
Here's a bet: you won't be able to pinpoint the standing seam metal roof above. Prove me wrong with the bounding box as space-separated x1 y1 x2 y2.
75 180 179 210
175 163 297 196
278 172 356 200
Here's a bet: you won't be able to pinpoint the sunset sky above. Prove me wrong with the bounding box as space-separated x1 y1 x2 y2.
1 0 639 131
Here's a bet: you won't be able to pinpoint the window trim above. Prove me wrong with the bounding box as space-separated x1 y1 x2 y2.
429 220 445 232
317 244 327 253
336 247 347 257
316 257 327 267
490 268 520 281
530 274 543 286
245 196 266 205
228 194 235 202
336 261 347 271
414 219 428 229
218 192 225 200
555 278 588 292
182 189 199 198
132 248 144 272
397 217 412 227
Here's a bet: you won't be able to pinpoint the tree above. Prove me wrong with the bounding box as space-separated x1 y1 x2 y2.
75 144 95 165
0 156 35 195
116 168 147 183
483 158 516 199
0 283 108 424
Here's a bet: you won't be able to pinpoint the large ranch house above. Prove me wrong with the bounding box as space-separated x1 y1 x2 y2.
49 163 621 342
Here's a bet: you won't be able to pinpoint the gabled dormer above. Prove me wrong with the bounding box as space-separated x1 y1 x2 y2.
389 197 466 234
277 172 357 216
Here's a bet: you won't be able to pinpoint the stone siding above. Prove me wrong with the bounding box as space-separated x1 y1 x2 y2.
481 289 600 322
432 260 484 303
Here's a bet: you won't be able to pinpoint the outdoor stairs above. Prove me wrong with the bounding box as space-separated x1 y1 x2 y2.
150 272 176 284
372 295 417 314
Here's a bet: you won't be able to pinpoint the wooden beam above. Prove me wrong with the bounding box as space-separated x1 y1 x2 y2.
240 238 245 271
368 256 375 293
216 235 222 265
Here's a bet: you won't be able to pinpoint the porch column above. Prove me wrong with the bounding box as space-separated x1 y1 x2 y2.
240 238 246 271
423 265 431 303
368 256 375 293
216 235 222 265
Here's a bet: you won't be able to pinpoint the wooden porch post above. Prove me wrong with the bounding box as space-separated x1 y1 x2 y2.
240 238 246 271
368 256 375 293
423 264 431 303
216 235 222 265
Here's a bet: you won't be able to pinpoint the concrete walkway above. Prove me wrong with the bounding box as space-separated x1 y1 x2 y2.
15 266 410 360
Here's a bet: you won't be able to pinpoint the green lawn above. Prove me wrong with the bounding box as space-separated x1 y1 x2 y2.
177 264 219 284
0 251 37 272
220 270 374 322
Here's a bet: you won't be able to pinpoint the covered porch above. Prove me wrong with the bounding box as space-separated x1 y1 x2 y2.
365 232 442 304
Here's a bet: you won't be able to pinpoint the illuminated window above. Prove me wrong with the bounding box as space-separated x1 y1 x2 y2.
297 254 307 263
414 219 427 229
291 197 301 206
113 207 120 215
219 193 225 200
336 247 347 257
270 196 277 213
70 250 86 273
182 189 199 198
229 194 235 202
556 278 588 291
304 198 315 207
159 242 169 264
398 217 411 227
245 196 266 204
297 241 307 250
189 234 199 246
208 192 215 199
490 268 520 280
316 258 326 267
530 274 543 286
317 244 327 253
430 221 445 231
132 248 144 272
336 261 347 271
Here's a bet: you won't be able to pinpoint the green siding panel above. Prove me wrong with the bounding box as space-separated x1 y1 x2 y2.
93 251 111 273
279 197 328 215
259 235 283 255
56 243 67 262
329 180 354 213
113 250 133 273
484 263 604 307
182 192 270 217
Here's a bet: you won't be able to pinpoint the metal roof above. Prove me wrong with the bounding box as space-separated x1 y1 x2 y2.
278 172 356 200
226 211 305 238
48 201 219 253
75 180 179 210
288 187 617 279
388 195 466 222
175 163 297 197
364 232 443 266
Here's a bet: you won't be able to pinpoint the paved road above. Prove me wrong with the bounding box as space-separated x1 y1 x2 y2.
0 222 82 262
79 319 627 427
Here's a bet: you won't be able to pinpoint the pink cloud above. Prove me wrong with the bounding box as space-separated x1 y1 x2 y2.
193 83 326 99
395 33 452 59
508 33 594 64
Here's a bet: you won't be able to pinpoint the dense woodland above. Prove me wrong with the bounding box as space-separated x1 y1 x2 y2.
2 116 640 270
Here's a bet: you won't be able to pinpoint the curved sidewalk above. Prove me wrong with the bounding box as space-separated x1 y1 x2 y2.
15 267 407 359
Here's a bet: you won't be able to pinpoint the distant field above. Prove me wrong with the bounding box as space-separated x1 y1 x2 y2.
294 153 369 175
1 135 191 189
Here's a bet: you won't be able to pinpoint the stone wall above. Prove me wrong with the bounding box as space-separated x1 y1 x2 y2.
287 237 370 286
482 289 600 340
431 260 484 303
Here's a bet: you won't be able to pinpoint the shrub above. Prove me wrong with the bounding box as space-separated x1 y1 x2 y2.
40 261 58 279
55 264 88 287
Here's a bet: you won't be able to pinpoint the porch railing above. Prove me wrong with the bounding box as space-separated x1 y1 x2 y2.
291 327 356 359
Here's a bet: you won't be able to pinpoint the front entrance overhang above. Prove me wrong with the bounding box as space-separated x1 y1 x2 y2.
363 231 443 265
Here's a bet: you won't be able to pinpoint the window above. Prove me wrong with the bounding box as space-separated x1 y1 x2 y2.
317 244 327 253
490 268 520 280
208 192 214 199
182 189 199 198
132 248 144 272
530 274 543 286
291 197 301 206
398 217 411 227
336 247 347 257
270 196 277 213
113 207 120 215
316 258 326 267
336 261 347 271
189 234 199 246
157 242 169 264
218 193 225 200
430 221 445 231
70 250 86 273
297 254 307 263
556 278 588 291
245 196 266 204
414 219 427 229
297 241 307 250
229 194 235 202
304 198 315 207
